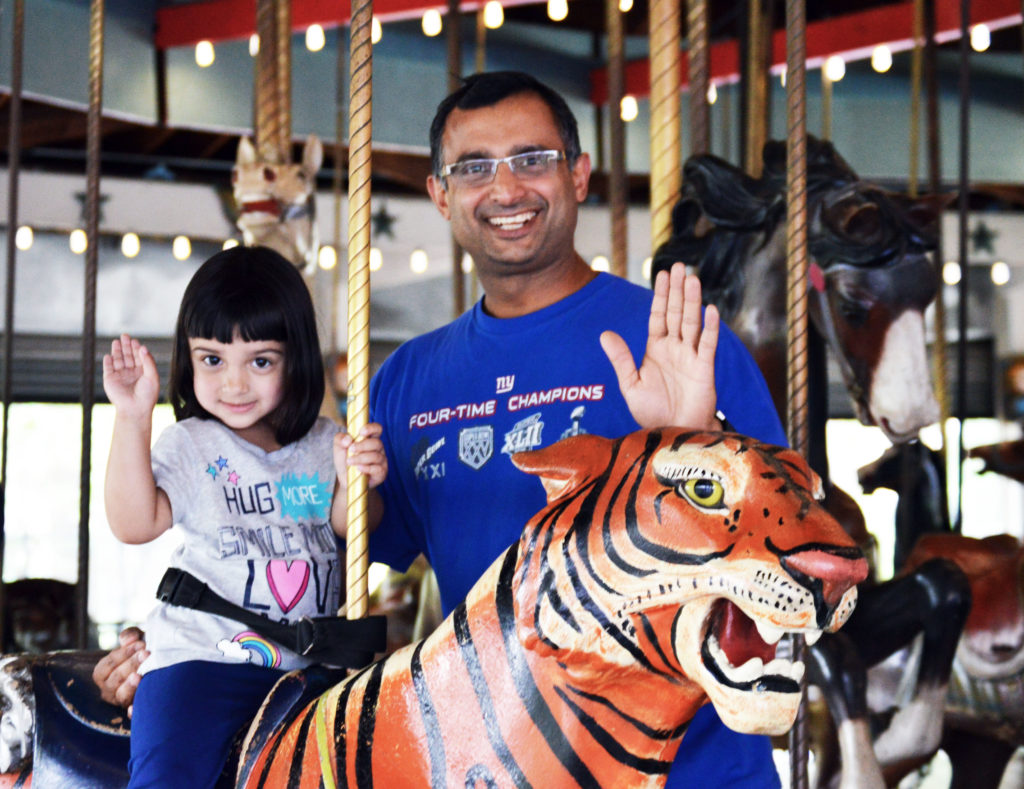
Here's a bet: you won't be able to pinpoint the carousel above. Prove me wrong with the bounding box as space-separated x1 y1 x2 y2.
0 0 1022 787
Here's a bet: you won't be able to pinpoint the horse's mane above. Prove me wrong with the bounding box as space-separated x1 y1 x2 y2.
651 136 942 315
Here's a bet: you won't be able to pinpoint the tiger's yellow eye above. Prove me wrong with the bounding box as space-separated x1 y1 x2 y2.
681 477 725 509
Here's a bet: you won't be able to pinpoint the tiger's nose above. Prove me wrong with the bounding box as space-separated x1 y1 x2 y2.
785 549 869 607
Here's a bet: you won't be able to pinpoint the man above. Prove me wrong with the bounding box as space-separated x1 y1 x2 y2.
97 71 785 786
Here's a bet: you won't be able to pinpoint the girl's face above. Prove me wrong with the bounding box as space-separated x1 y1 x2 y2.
189 332 287 451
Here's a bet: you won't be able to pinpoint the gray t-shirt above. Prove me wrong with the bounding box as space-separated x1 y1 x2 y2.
140 416 342 674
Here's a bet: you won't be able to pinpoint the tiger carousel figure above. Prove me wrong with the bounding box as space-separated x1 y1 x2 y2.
0 428 867 787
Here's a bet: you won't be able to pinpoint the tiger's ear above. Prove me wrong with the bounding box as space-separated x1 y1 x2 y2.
511 434 612 503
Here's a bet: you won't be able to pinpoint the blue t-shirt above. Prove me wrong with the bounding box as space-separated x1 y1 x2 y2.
369 272 785 788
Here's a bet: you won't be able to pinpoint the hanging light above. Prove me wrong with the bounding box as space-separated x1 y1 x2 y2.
641 256 652 281
461 252 474 274
942 261 961 285
195 40 215 68
173 235 192 261
223 238 240 250
824 55 845 83
14 226 33 251
249 34 260 56
305 24 326 52
547 0 568 22
991 261 1010 286
620 95 638 122
371 17 382 44
410 248 429 274
707 83 718 105
318 244 338 270
69 229 88 254
779 67 787 87
483 1 504 29
422 9 443 36
618 0 633 11
369 247 383 272
591 255 610 272
121 232 141 258
871 44 893 73
970 24 991 52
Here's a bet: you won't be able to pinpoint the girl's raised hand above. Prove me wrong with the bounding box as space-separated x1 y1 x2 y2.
334 423 387 489
102 334 160 419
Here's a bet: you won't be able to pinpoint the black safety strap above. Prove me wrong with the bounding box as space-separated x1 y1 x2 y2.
156 567 386 669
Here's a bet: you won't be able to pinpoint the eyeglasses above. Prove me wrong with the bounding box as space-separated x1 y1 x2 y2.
440 150 566 188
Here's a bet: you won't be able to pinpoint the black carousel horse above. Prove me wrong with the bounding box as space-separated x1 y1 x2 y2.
652 137 971 788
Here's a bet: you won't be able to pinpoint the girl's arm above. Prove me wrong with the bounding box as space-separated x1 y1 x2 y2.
103 335 173 544
331 424 387 539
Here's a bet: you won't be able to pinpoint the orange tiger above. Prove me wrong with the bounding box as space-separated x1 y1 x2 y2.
237 428 867 789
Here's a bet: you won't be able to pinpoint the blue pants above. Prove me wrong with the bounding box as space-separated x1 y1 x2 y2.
129 661 284 789
666 706 781 788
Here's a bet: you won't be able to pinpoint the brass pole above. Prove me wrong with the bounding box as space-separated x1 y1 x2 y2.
448 0 466 317
784 0 810 784
345 0 374 620
687 0 710 155
607 0 628 277
648 0 681 251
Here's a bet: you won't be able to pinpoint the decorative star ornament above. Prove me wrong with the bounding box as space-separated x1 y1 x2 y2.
970 221 997 255
74 191 110 225
371 203 397 239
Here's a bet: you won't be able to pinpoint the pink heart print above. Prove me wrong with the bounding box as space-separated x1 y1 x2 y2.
266 560 310 613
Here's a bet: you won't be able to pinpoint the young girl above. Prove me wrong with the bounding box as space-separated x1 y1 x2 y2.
103 245 386 788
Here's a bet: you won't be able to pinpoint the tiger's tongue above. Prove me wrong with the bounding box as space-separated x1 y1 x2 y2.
716 600 776 665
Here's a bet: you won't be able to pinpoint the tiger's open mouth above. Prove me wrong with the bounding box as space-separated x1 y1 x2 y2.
700 599 809 693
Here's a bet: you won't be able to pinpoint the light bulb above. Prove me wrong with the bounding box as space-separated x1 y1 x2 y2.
249 34 259 57
410 248 429 274
991 261 1010 286
14 226 33 251
422 10 442 37
547 0 568 22
971 24 991 52
318 245 338 270
707 83 718 105
121 232 140 258
173 235 192 261
461 253 474 274
620 95 638 122
483 1 504 29
195 40 215 68
591 255 610 272
824 55 845 83
619 0 633 11
871 45 892 73
371 18 382 44
369 247 383 271
223 238 240 250
305 24 325 53
942 261 961 285
69 229 88 254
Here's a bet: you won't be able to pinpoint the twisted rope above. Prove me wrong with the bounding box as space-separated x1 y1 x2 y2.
648 0 681 251
255 0 286 163
345 0 374 620
783 0 810 785
687 0 709 155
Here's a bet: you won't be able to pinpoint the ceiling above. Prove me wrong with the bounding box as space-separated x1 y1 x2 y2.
1 0 1022 200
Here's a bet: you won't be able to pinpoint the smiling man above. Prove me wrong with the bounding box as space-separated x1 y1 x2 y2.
367 71 788 787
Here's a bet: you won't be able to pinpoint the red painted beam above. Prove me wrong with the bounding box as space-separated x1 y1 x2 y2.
590 0 1022 104
154 0 541 49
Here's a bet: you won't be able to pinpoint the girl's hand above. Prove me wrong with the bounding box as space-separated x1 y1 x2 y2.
103 334 160 419
334 423 388 489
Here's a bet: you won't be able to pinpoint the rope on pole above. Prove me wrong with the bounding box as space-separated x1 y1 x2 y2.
648 0 681 251
687 0 710 155
1 0 27 650
783 0 810 785
345 0 374 620
255 0 286 163
606 0 627 278
78 0 105 649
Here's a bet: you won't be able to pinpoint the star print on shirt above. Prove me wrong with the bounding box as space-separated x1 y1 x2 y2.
228 471 240 485
206 464 218 479
216 456 229 470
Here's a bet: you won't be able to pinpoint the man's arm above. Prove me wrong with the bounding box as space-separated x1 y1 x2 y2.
92 627 148 713
599 263 720 430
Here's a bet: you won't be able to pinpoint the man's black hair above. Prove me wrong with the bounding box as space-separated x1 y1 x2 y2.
429 71 582 177
168 245 325 446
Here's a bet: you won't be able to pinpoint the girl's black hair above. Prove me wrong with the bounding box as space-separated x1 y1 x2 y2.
168 245 325 446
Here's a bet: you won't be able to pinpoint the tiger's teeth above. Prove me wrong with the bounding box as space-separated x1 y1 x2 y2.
804 629 822 646
791 661 806 683
755 621 786 645
728 657 764 683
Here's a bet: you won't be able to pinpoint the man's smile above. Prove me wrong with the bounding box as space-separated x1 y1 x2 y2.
486 210 538 231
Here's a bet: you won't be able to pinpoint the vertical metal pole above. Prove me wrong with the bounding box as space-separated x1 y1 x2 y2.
345 0 374 620
1 0 27 649
687 0 710 155
955 0 971 530
648 0 681 251
78 0 105 648
784 0 810 784
606 0 627 278
447 0 466 317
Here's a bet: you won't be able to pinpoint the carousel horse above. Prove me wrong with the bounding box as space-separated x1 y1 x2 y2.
651 138 970 789
232 134 323 272
0 428 868 787
862 534 1024 789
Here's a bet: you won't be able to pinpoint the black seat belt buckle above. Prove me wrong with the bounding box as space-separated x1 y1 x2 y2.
156 568 206 609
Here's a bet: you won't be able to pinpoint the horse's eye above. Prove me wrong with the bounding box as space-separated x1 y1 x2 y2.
679 478 725 509
838 298 870 327
264 168 277 182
